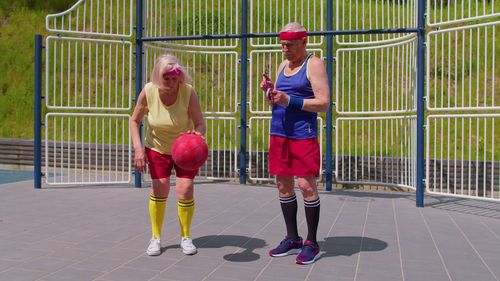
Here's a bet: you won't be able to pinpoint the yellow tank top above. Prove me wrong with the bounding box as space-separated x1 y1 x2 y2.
144 82 194 155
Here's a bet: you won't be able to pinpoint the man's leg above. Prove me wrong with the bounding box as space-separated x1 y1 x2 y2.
269 175 303 257
297 176 320 244
296 176 321 264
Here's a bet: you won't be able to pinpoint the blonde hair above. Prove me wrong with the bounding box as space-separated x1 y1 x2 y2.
281 22 307 33
150 54 190 88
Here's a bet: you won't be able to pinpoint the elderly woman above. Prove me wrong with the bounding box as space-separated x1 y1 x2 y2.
130 54 206 256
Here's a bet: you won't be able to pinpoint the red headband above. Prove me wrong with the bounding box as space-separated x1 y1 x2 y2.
163 67 181 77
279 31 307 41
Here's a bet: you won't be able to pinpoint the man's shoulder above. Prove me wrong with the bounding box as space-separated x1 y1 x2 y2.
306 56 325 74
307 55 323 66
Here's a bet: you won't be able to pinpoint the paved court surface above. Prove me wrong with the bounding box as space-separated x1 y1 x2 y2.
0 179 499 281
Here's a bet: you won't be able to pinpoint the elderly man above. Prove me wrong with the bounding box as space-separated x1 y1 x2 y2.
260 22 330 265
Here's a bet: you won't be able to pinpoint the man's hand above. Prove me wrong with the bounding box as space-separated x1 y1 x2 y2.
261 73 276 105
268 89 290 107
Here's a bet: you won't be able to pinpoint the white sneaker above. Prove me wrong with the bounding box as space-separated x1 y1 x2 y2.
180 237 197 255
147 238 161 256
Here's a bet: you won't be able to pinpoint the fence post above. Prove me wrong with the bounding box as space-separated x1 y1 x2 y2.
416 0 426 207
239 0 248 184
325 0 334 191
34 34 43 189
134 0 143 188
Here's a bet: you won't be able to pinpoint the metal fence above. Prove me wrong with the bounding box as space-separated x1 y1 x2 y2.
33 0 499 205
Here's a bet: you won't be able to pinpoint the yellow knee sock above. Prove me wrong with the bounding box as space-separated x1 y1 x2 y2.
149 195 167 239
177 199 195 238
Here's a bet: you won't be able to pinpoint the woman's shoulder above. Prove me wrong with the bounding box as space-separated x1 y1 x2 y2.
144 82 156 91
180 83 194 95
182 83 193 91
143 82 159 96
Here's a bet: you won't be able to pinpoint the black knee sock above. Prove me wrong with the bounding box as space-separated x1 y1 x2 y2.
304 198 320 243
280 194 299 239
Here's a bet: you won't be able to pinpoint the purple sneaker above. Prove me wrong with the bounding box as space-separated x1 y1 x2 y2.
269 236 303 257
296 241 320 265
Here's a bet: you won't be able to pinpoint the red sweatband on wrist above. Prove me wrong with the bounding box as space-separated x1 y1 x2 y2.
279 31 307 41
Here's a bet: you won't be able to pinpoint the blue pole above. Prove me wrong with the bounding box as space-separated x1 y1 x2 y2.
325 0 334 191
239 0 248 184
416 0 426 207
34 34 43 189
135 0 143 188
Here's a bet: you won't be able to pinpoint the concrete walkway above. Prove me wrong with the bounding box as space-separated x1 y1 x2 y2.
0 180 499 281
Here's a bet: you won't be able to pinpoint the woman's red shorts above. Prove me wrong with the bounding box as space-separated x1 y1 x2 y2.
145 147 198 179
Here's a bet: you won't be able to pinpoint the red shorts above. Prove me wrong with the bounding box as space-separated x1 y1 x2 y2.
268 135 320 177
145 147 198 179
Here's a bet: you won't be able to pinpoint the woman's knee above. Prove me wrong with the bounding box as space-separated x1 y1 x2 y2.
176 178 194 199
151 178 170 197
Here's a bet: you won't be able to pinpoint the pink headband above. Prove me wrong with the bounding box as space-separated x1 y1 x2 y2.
279 31 307 41
163 66 181 77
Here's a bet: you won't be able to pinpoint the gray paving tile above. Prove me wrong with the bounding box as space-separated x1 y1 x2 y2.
0 258 22 272
71 256 127 272
0 183 499 281
156 264 217 281
203 263 266 281
91 246 144 260
40 267 103 281
123 256 177 271
97 266 158 281
1 247 49 261
257 263 311 280
45 247 95 262
0 268 47 281
21 256 75 272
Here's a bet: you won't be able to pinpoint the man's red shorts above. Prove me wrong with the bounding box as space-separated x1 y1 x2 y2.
145 147 198 179
268 135 320 177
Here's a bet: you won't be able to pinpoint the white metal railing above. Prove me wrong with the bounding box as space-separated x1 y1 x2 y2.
249 0 323 47
336 37 417 115
198 117 238 179
144 0 239 48
427 21 499 111
249 49 324 114
248 116 324 182
45 36 133 111
45 113 131 185
143 44 239 114
336 116 417 189
427 0 500 27
426 114 499 201
46 0 133 37
335 0 417 46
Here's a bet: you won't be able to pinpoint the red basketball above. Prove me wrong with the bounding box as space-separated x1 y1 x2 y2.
171 134 208 171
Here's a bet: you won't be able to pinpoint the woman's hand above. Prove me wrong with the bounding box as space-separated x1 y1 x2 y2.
182 130 205 139
134 148 148 173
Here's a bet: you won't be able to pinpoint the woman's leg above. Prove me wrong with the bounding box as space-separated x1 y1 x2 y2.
149 178 170 240
175 177 197 255
175 178 194 238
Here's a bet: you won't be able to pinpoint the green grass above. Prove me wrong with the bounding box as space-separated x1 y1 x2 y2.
1 0 498 161
0 1 75 138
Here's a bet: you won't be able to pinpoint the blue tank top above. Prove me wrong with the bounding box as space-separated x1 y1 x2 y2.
271 54 317 139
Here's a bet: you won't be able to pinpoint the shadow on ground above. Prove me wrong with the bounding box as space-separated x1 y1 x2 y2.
319 236 388 259
425 195 500 219
163 235 267 262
